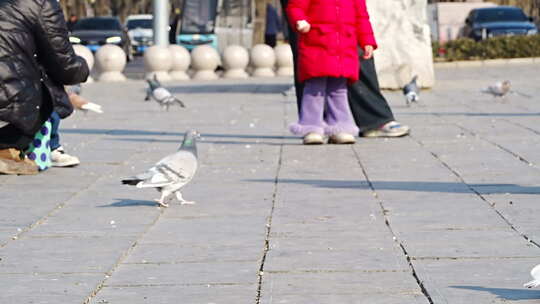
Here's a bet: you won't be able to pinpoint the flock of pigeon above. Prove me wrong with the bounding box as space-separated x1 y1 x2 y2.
402 76 531 106
76 76 539 289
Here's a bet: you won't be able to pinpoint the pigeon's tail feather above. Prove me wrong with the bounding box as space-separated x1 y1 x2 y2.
122 178 142 186
524 279 540 288
174 97 186 108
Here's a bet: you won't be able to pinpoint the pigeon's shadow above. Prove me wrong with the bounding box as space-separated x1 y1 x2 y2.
98 199 157 208
451 285 540 301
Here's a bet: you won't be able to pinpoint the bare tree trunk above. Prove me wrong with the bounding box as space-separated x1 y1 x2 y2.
253 0 270 45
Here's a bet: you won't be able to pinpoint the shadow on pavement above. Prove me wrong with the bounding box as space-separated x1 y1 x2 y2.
451 285 540 301
168 83 292 95
403 112 540 117
62 129 295 139
108 137 295 146
61 129 298 145
98 199 157 208
247 179 540 194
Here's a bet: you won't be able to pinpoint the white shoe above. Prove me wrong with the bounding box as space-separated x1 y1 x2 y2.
329 133 356 144
362 121 410 138
303 133 324 145
51 147 80 167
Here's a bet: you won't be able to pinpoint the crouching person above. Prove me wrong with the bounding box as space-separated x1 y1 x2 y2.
0 0 89 175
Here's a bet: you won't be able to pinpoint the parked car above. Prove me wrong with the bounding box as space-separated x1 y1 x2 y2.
69 17 133 61
126 14 153 55
463 6 538 41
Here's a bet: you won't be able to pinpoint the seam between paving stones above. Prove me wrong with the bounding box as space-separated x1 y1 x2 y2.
0 129 169 302
255 89 289 304
0 129 158 248
83 207 166 304
412 135 540 250
505 120 540 137
414 104 540 248
411 256 540 261
103 282 254 288
351 146 435 304
447 95 540 144
454 123 537 169
446 100 540 169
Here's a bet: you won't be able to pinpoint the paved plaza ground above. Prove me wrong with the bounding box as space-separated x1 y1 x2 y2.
1 62 540 303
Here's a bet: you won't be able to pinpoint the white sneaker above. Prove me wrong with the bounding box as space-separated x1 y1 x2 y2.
51 147 80 167
362 121 410 138
303 133 324 145
328 133 356 144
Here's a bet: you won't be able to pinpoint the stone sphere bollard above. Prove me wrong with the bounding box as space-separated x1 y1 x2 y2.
222 45 249 79
144 46 173 82
191 45 220 80
274 44 294 77
72 45 95 83
95 45 126 82
250 44 276 77
168 45 191 81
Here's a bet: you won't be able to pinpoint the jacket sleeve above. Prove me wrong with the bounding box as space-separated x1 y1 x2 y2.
33 0 89 85
286 0 310 30
355 0 378 49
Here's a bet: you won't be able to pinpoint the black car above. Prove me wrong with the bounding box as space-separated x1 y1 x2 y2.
69 17 133 61
463 6 538 41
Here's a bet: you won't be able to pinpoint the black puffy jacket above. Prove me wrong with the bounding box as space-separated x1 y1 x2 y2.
0 0 89 135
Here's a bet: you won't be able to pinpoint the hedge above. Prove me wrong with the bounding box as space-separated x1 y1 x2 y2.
433 34 540 61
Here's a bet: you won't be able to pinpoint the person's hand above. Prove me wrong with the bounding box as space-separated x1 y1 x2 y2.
296 20 311 33
363 45 374 59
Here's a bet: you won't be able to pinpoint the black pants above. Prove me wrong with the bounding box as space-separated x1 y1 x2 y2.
280 0 395 132
265 34 277 48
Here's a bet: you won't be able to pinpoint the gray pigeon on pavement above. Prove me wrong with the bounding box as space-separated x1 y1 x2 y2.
145 75 186 110
482 80 531 99
122 130 199 207
483 80 512 98
403 75 420 106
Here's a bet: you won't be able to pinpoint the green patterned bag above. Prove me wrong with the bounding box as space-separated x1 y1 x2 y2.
25 119 52 171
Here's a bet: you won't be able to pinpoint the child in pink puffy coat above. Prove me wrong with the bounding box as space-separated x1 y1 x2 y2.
286 0 378 144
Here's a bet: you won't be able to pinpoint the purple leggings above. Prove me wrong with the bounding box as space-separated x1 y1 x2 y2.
290 77 359 136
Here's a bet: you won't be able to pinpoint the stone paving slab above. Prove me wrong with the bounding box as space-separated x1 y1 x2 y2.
260 271 426 303
0 273 104 304
1 64 540 303
91 284 257 304
412 258 540 304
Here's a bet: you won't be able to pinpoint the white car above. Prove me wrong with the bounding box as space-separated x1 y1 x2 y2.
126 14 153 54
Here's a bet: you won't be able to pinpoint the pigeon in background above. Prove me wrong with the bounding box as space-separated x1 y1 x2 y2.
145 75 186 110
482 80 532 99
403 75 420 106
524 264 540 288
483 80 512 98
122 130 199 207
